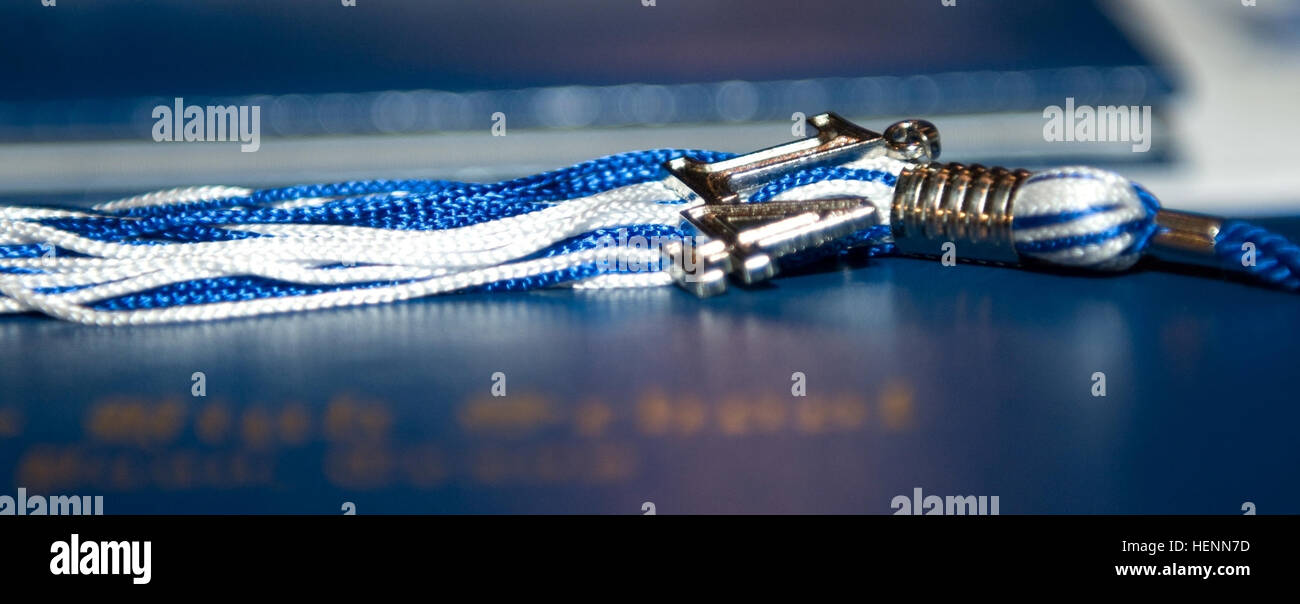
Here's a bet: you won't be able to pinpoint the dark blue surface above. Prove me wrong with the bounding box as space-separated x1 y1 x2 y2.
1 218 1296 514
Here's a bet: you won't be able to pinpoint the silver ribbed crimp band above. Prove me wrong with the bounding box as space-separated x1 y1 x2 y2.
890 162 1030 264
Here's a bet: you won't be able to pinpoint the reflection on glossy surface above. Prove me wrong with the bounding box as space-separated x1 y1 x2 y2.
2 221 1298 513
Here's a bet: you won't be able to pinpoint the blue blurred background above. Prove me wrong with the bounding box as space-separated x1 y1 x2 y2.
0 0 1297 514
0 0 1169 136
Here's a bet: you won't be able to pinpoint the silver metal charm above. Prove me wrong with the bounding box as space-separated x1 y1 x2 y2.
661 112 940 297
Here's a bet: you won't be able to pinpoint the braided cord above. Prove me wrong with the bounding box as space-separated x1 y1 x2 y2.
1214 221 1300 291
0 149 908 324
55 149 736 243
2 148 1296 325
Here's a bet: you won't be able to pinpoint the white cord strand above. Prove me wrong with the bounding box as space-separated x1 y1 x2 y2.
92 186 254 212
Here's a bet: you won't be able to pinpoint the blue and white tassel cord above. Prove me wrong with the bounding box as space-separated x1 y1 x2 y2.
0 114 1295 325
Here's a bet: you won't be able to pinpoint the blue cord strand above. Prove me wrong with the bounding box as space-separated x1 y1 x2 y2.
1214 221 1300 291
747 167 896 203
39 149 737 243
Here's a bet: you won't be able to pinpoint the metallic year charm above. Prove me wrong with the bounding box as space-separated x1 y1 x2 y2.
661 112 939 297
